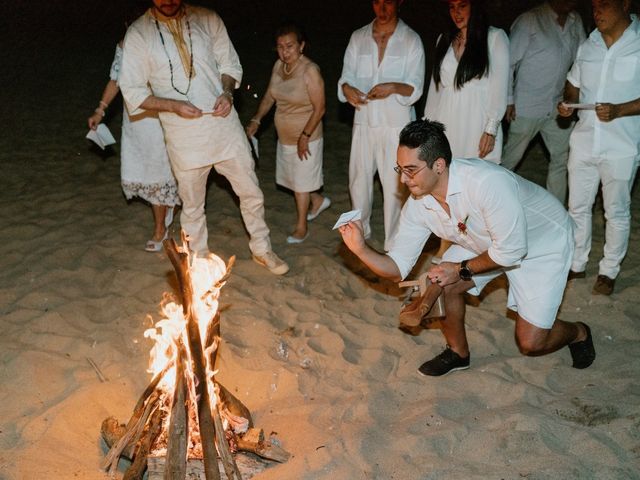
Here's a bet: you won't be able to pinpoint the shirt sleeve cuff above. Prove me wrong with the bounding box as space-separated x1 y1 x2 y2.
484 118 501 136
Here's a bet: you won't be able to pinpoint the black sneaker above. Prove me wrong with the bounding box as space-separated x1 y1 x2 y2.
418 346 470 377
569 322 596 369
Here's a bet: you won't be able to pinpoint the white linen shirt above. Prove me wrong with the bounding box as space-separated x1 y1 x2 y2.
119 6 249 170
337 19 425 128
387 158 572 281
566 15 640 160
508 2 585 118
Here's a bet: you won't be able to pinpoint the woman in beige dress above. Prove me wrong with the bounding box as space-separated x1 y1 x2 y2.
246 24 330 244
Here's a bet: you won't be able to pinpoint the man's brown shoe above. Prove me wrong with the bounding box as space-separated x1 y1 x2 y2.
567 270 586 281
593 275 615 295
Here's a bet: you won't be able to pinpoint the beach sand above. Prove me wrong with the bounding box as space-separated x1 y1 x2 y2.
1 1 639 479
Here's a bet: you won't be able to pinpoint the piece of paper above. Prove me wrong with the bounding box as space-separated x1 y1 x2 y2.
249 136 259 159
562 103 596 110
332 209 362 230
86 124 116 150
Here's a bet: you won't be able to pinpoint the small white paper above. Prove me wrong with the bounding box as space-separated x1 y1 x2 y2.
86 124 116 150
249 136 259 159
332 209 362 230
200 110 215 114
562 103 596 110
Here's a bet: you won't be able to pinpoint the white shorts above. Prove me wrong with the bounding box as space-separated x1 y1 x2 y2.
443 241 572 329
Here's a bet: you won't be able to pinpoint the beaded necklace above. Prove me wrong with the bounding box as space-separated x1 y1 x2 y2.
154 17 194 96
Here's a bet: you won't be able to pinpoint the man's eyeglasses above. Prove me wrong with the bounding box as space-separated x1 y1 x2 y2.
393 163 428 179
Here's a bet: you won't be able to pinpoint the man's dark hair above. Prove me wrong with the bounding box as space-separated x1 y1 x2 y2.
399 119 452 167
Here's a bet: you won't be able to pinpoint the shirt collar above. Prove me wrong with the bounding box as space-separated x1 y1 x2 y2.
589 14 639 48
420 159 463 211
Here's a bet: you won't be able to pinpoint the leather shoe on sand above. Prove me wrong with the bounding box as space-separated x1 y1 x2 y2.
569 322 596 369
592 275 614 295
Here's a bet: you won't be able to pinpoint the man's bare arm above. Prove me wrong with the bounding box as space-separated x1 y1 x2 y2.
596 96 640 122
140 95 203 118
339 221 402 281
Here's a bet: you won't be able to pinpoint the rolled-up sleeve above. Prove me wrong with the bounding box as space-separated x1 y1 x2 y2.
395 34 425 107
387 200 433 279
566 44 583 89
484 29 510 135
119 27 154 115
337 33 358 103
208 11 242 87
473 171 528 266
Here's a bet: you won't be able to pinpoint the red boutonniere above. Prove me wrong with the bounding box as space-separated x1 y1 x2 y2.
457 215 469 235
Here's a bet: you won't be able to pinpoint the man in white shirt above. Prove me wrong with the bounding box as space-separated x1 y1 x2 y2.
558 0 640 295
339 120 594 376
338 0 425 251
501 0 585 203
119 0 288 275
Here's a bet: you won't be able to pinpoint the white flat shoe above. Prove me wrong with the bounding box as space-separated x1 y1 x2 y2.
286 233 309 244
145 230 169 252
307 197 331 221
164 206 175 228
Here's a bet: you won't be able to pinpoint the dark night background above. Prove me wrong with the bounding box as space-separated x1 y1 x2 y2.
2 0 635 158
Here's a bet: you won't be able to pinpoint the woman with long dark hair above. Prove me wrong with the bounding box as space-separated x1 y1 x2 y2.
424 0 509 163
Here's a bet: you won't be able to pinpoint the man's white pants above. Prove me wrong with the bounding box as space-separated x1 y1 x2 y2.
568 153 639 279
501 116 573 203
171 151 271 257
348 124 406 251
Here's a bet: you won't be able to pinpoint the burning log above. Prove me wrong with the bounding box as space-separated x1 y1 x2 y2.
101 238 289 479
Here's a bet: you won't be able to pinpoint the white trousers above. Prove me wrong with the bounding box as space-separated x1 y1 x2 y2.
171 150 271 257
568 152 639 278
501 115 573 203
348 124 407 251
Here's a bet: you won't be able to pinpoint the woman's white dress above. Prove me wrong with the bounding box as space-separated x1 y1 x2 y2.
110 44 180 206
424 27 509 163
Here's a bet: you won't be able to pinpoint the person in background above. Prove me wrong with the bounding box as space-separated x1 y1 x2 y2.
558 0 640 295
423 0 509 262
88 35 180 252
119 0 289 275
338 0 425 251
246 24 329 244
339 119 595 377
501 0 585 204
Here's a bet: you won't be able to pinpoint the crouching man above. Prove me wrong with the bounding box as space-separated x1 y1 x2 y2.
339 119 595 376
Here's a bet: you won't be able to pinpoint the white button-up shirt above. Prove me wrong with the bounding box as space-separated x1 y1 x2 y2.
337 19 425 128
567 15 640 160
119 6 249 170
387 158 572 281
508 2 585 118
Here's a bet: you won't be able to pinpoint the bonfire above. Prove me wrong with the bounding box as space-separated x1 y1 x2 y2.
100 238 290 479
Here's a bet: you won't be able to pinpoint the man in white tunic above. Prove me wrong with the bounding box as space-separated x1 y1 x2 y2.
501 0 585 204
339 120 595 376
338 0 425 251
119 0 288 275
558 0 640 295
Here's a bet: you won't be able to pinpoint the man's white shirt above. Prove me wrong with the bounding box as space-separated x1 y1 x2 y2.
387 159 572 281
508 2 585 118
337 19 425 128
567 15 640 160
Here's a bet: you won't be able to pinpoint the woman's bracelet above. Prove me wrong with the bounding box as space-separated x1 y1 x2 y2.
99 100 109 109
94 108 105 117
221 90 234 101
249 118 261 125
301 130 311 138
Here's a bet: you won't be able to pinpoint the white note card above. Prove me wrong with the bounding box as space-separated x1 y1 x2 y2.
332 209 362 230
86 124 116 150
